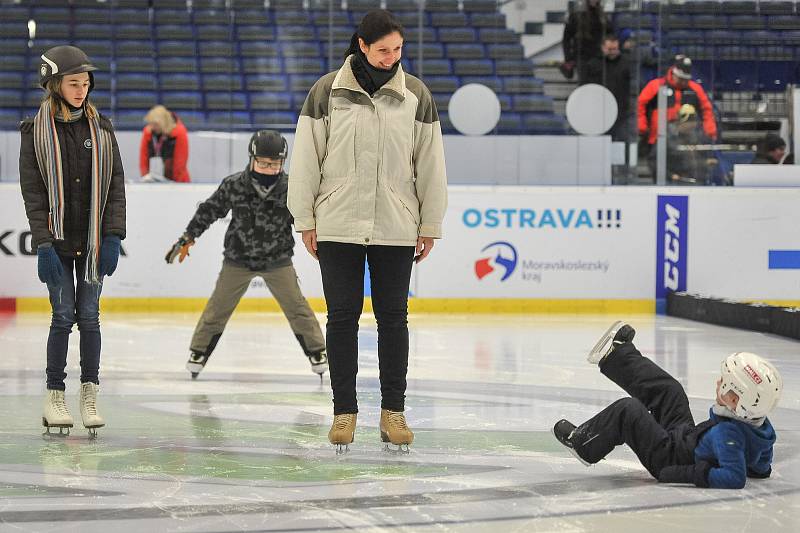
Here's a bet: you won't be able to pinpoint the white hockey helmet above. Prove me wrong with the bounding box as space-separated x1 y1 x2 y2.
719 352 782 420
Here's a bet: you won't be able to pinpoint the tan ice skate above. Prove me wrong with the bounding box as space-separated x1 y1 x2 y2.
380 409 413 453
328 413 356 455
42 389 73 437
79 382 105 438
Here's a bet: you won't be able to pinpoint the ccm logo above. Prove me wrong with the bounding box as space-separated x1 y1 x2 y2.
663 203 681 291
744 364 763 384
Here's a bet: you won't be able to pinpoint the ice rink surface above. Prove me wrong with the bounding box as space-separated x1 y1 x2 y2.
0 312 798 532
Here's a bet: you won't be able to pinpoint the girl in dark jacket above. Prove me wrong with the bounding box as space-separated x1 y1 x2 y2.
19 45 126 438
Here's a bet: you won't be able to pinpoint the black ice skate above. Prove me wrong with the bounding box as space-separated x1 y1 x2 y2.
587 321 636 365
186 350 209 379
551 419 591 467
307 350 328 383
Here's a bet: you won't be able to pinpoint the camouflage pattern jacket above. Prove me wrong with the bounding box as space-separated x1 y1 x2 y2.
185 167 294 271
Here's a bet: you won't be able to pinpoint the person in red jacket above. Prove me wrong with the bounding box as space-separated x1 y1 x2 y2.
139 105 190 182
638 55 717 146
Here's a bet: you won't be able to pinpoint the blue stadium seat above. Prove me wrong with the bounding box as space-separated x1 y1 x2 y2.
194 10 231 25
439 28 477 43
3 6 29 23
768 15 800 30
470 12 506 28
161 91 203 110
206 91 248 110
729 15 765 30
207 111 252 127
759 1 795 15
496 93 512 112
240 41 280 57
198 41 235 56
197 25 235 40
392 11 431 27
512 94 554 113
782 30 800 45
663 14 693 30
117 90 158 109
453 59 494 76
446 43 486 59
437 111 455 134
503 77 544 94
284 58 325 75
243 57 283 74
199 57 240 74
234 10 271 25
463 0 501 13
282 42 321 58
0 109 21 128
203 75 243 91
155 8 191 25
277 25 315 42
707 30 739 45
249 92 292 111
405 27 437 43
161 74 200 91
252 111 296 129
424 76 460 93
431 12 468 27
274 11 311 26
114 9 151 25
115 40 154 57
246 74 288 92
113 110 151 130
237 25 275 41
33 24 70 40
117 57 156 73
0 90 23 108
177 111 206 129
692 15 725 29
0 22 28 40
486 43 524 59
404 42 446 60
159 57 198 73
0 72 25 90
496 112 522 134
411 59 453 75
31 7 70 23
72 40 111 57
0 54 26 72
158 40 196 56
478 28 519 44
156 24 193 40
115 24 151 40
310 10 351 27
117 73 157 90
460 76 503 92
523 113 568 135
425 0 460 12
288 75 319 93
432 93 451 112
90 90 111 109
495 60 534 76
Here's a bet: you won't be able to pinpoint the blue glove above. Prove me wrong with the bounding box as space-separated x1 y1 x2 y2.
37 244 64 286
98 235 121 277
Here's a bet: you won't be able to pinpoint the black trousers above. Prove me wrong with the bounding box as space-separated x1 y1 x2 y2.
317 242 415 415
572 342 701 478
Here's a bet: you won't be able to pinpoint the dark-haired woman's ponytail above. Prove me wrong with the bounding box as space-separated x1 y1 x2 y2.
345 32 360 58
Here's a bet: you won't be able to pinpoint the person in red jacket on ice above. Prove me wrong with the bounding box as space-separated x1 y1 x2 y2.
638 55 717 148
139 105 190 183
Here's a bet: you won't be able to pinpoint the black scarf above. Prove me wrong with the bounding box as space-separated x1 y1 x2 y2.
252 169 278 189
350 50 399 96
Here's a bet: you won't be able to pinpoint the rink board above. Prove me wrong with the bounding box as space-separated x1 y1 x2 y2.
1 184 799 311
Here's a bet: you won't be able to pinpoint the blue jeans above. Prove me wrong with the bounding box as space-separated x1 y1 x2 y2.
45 254 103 390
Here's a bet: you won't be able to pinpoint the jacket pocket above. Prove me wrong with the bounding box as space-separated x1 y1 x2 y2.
387 180 420 226
314 178 348 213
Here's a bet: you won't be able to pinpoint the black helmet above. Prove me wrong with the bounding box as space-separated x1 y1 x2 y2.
248 130 288 160
671 54 692 80
39 45 97 90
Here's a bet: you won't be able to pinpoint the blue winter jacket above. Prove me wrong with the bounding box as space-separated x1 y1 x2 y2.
694 408 776 489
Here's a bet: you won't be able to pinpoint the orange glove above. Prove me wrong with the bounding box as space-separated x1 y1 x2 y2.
165 234 195 264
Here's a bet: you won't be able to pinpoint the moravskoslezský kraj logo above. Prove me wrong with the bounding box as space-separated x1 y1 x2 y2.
474 241 518 281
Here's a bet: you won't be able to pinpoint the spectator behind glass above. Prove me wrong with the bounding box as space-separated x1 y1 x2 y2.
752 134 787 164
584 34 632 142
139 105 190 182
561 0 613 83
638 55 717 149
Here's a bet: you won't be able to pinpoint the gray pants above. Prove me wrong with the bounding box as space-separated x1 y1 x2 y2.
190 260 325 357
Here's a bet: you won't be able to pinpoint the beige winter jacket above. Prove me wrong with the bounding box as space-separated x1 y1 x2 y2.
288 56 448 246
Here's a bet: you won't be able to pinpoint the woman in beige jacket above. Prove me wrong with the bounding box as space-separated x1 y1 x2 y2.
288 10 447 453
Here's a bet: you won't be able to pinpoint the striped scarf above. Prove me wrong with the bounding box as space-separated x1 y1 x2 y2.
33 100 114 284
